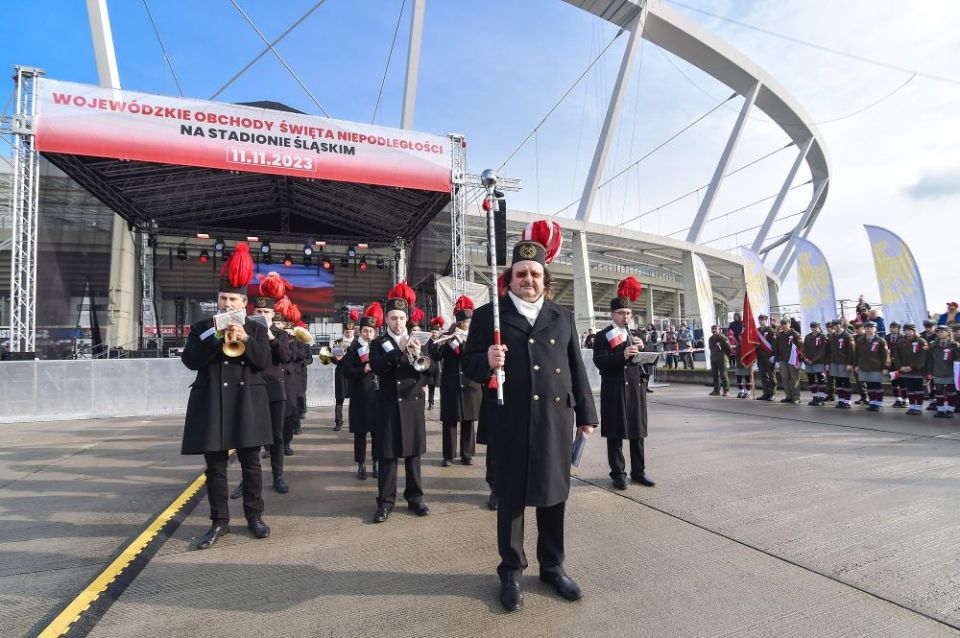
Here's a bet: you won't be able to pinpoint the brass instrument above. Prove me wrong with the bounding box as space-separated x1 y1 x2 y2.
317 346 334 365
292 326 314 344
432 328 468 348
401 333 431 372
222 328 246 358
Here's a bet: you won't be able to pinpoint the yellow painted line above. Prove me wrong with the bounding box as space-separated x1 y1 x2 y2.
37 471 208 638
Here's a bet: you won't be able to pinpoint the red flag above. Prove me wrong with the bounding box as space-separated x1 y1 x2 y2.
740 292 760 368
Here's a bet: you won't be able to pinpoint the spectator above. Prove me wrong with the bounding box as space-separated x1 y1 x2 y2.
855 295 871 318
677 322 694 369
868 309 886 336
728 312 743 340
644 324 659 351
938 301 959 326
662 325 678 369
583 328 596 349
788 315 802 334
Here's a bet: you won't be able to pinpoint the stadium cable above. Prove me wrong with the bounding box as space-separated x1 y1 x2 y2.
142 0 184 96
211 0 328 100
666 0 960 86
227 0 330 116
664 180 812 237
551 93 737 216
619 38 647 225
371 0 407 124
703 210 805 246
621 141 794 225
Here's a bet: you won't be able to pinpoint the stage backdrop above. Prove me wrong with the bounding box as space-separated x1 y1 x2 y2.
864 225 928 325
794 237 837 329
35 78 451 192
248 265 334 316
435 277 490 329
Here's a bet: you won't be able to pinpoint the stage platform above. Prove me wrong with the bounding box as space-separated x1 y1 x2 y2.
4 386 960 637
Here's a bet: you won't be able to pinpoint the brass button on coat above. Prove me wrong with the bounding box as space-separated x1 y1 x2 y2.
533 394 539 401
533 365 540 371
554 396 561 403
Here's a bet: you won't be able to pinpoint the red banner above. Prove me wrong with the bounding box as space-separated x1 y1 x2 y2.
35 79 451 192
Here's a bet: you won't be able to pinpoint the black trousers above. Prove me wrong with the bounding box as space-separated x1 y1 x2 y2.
606 437 645 479
334 402 344 426
353 431 377 464
496 500 565 582
268 400 286 478
283 412 297 444
485 444 495 491
377 455 423 506
428 385 436 403
442 420 476 460
297 394 306 417
757 356 776 397
204 447 263 525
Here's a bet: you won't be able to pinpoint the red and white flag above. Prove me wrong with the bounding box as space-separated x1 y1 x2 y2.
606 328 625 349
889 369 900 381
740 292 760 368
358 344 370 363
449 337 461 355
788 343 801 368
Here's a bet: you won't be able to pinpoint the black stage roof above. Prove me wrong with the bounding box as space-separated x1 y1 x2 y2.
43 152 450 247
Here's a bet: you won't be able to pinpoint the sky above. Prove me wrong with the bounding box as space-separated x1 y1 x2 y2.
3 0 958 314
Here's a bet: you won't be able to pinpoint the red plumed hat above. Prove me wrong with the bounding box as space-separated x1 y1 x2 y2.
520 220 563 264
273 296 300 323
410 306 425 326
361 302 383 329
453 295 475 321
256 270 293 299
349 308 360 323
219 242 254 293
385 280 416 315
611 276 642 311
430 316 445 329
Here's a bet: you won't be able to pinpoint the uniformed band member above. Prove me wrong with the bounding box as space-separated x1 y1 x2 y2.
342 303 383 479
429 295 481 466
427 316 445 410
369 282 431 523
850 322 869 404
774 319 803 404
755 314 777 401
891 323 928 415
802 321 828 406
252 292 292 493
180 242 272 549
332 314 356 431
730 330 753 399
462 237 598 612
928 325 958 418
592 276 654 491
827 320 856 409
922 319 940 410
884 322 904 407
274 297 304 454
707 325 731 396
854 320 890 411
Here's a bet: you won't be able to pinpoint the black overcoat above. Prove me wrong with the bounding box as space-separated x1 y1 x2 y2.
333 337 352 401
341 339 378 435
429 334 482 423
592 325 648 440
298 340 314 396
263 325 291 403
462 295 598 507
369 333 429 459
180 318 273 454
427 339 442 387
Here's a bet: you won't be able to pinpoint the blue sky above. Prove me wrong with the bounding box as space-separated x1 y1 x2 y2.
4 0 959 313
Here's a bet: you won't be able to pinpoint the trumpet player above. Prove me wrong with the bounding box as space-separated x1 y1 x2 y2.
332 311 357 431
429 295 481 467
273 298 304 454
180 242 272 549
369 282 431 523
427 316 445 410
342 303 383 480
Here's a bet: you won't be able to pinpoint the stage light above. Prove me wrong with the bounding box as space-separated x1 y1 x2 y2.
260 241 271 255
213 237 225 252
314 240 326 248
196 233 210 240
340 256 349 268
303 242 313 257
321 255 333 271
199 250 209 264
357 243 368 250
246 235 259 243
176 246 187 261
346 245 357 258
359 256 368 271
376 257 385 270
282 254 293 268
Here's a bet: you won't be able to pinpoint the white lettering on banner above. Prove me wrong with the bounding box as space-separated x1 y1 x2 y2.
36 79 451 191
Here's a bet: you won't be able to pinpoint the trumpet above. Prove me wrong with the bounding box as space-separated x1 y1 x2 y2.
222 327 246 358
432 328 468 348
318 346 334 365
292 326 314 344
401 334 431 372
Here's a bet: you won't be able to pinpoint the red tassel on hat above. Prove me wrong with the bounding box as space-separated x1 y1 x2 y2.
453 295 474 313
387 280 417 307
410 306 425 326
349 308 360 323
617 276 642 302
221 242 254 288
521 220 563 264
364 302 384 328
430 316 445 329
256 271 293 299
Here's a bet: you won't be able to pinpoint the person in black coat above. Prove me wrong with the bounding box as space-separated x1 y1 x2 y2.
462 238 598 612
180 242 272 549
342 304 382 480
332 320 355 431
294 328 314 428
426 316 445 410
593 277 655 491
369 283 431 523
429 295 482 466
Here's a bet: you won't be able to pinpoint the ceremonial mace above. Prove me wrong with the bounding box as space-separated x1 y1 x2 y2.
481 169 505 405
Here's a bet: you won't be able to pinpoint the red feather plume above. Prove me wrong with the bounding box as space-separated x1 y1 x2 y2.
349 308 360 323
410 306 425 326
256 271 293 299
387 280 417 307
453 295 474 313
497 273 507 298
287 303 302 324
521 220 563 264
364 302 384 328
273 296 294 321
617 276 642 302
295 320 307 329
430 316 445 329
220 241 254 288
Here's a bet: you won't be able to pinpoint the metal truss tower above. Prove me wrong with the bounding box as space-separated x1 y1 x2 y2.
448 134 467 297
6 66 43 352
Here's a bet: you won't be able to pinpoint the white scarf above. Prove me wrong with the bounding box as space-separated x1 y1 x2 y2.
357 336 368 348
387 328 407 341
509 291 544 326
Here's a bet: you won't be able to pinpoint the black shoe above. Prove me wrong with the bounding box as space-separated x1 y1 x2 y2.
333 422 342 432
373 503 392 523
856 399 867 405
272 476 289 493
825 395 836 402
247 516 271 539
230 482 244 500
866 405 880 412
461 456 473 466
284 445 294 456
722 390 729 396
808 400 819 406
293 426 302 435
540 571 582 602
632 474 656 487
646 387 653 394
780 398 793 404
927 403 939 411
358 463 367 480
837 402 851 409
612 476 627 490
428 402 435 410
372 461 379 478
709 391 720 396
441 458 452 467
500 580 523 611
261 448 271 459
934 411 947 418
408 501 430 517
760 395 774 402
196 524 229 550
487 492 498 511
